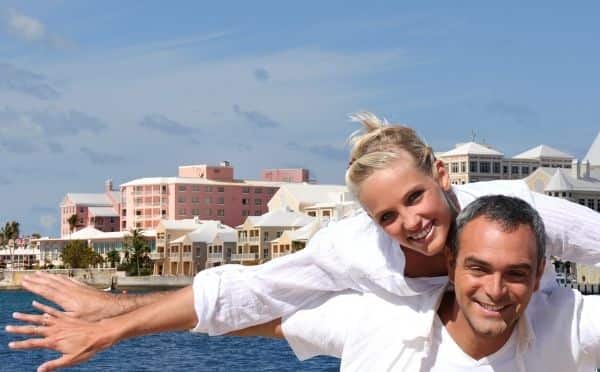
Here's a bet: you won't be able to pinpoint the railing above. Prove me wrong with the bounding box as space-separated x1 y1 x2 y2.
181 252 193 261
169 252 179 259
149 252 164 260
272 251 291 258
238 237 247 243
207 253 223 261
248 237 259 242
230 253 258 261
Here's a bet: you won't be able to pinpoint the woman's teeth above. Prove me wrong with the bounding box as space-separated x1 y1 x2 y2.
409 223 433 241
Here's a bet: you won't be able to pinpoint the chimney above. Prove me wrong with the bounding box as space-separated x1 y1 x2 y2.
571 159 580 179
220 160 231 167
583 160 591 178
105 179 113 192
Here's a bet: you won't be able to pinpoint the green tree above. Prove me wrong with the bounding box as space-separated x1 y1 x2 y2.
67 214 78 235
106 249 121 268
124 229 150 276
61 240 95 269
1 221 20 268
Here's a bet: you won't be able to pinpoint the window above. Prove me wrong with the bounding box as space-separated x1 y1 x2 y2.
122 221 126 228
561 192 567 197
136 210 142 216
587 199 595 210
191 208 200 216
162 209 166 215
578 199 585 205
267 188 276 194
254 210 262 216
493 162 501 174
217 197 224 205
254 187 263 194
503 166 508 174
204 197 212 205
263 232 269 241
206 209 212 216
242 198 249 205
191 185 200 191
205 186 212 192
178 208 186 216
479 162 490 174
178 196 186 203
242 210 250 216
122 209 126 216
178 185 187 191
469 161 477 173
521 166 529 175
451 162 459 173
161 185 167 193
307 211 316 217
191 196 199 204
460 162 466 173
80 207 84 213
242 187 250 193
110 217 115 223
217 186 225 193
511 166 519 174
217 209 225 216
255 199 262 205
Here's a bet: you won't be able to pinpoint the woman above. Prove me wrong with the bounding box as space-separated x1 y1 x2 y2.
8 112 600 370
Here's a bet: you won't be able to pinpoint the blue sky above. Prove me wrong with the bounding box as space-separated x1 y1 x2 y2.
0 1 599 236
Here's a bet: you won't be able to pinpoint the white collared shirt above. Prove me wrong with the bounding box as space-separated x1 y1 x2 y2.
193 180 600 335
281 287 600 371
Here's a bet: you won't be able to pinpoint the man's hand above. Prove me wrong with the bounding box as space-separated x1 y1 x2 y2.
6 301 118 372
21 271 117 321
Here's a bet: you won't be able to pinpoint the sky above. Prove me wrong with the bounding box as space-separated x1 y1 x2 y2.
0 1 599 236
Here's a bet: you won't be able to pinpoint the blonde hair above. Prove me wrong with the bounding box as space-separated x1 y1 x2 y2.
345 111 437 196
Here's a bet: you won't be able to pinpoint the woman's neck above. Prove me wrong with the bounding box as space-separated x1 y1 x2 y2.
402 246 448 277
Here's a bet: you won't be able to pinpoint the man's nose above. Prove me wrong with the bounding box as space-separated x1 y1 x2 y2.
485 273 508 301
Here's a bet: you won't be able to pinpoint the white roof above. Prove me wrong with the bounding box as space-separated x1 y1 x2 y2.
186 221 236 243
70 226 105 239
120 177 284 188
158 218 208 230
275 183 350 205
88 207 118 217
64 193 114 207
248 208 315 228
439 142 503 157
583 132 600 166
513 145 573 160
543 168 600 192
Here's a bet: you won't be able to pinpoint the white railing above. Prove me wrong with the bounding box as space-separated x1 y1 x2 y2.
149 252 164 260
169 252 179 259
230 253 258 261
207 253 223 261
181 252 193 261
248 237 259 242
272 251 291 258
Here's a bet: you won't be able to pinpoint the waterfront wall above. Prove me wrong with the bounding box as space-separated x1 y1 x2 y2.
0 269 192 289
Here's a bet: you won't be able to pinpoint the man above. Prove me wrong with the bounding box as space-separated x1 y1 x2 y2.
7 196 600 371
255 195 600 370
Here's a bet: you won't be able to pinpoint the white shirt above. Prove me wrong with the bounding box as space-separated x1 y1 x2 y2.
281 287 600 371
192 180 600 335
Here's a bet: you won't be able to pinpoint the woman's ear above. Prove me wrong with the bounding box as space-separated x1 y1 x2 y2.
434 160 451 191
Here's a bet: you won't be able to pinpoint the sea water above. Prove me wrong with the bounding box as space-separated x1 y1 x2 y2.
0 290 339 372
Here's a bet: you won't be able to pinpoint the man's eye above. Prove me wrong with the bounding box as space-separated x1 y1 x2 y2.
506 271 528 281
468 266 486 275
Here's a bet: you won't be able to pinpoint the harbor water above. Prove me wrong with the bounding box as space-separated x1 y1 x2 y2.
0 290 339 372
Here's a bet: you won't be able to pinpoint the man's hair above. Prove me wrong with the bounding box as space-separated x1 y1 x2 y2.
449 195 546 265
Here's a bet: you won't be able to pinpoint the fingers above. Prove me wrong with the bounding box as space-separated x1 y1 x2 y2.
21 276 63 304
5 324 46 336
38 355 77 372
8 337 48 350
12 312 50 326
32 301 64 318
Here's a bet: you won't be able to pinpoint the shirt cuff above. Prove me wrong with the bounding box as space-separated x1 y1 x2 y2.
191 270 220 334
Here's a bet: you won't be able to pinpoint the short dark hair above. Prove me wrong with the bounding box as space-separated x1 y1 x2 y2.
449 195 546 265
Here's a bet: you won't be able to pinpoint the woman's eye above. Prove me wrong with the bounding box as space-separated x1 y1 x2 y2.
407 190 424 204
379 211 397 225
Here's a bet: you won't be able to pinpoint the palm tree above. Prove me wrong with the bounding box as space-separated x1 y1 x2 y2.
67 214 78 235
106 249 121 268
124 229 149 276
1 221 20 269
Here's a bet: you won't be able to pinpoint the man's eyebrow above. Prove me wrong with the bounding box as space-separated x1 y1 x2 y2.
462 256 533 271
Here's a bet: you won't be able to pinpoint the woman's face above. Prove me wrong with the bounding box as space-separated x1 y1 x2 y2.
358 152 453 256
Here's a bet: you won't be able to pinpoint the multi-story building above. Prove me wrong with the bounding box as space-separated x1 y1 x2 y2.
59 180 120 237
270 220 323 259
0 238 40 269
120 162 282 231
234 209 315 265
261 168 310 183
438 142 573 185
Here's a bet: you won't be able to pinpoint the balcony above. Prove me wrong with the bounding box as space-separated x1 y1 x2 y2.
238 237 248 243
230 253 258 261
181 252 193 261
149 252 165 260
208 252 223 261
272 251 291 259
248 236 259 242
169 252 179 259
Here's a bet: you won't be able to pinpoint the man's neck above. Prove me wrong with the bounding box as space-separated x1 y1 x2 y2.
437 291 515 360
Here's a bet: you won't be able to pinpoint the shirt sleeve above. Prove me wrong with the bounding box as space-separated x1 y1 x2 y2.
281 290 363 360
191 226 356 335
531 191 600 267
578 294 600 364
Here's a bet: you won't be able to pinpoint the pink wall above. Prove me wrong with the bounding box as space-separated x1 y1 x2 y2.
261 168 309 183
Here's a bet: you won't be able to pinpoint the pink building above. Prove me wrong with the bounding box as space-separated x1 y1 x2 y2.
60 180 120 238
261 168 309 183
120 162 282 230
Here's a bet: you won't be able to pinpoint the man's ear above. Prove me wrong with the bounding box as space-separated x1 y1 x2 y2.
533 257 546 292
434 160 451 191
445 246 456 283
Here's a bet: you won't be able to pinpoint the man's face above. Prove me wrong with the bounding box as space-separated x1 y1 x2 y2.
448 216 544 339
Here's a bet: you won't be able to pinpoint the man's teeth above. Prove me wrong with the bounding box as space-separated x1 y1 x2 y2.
409 224 432 240
478 302 507 311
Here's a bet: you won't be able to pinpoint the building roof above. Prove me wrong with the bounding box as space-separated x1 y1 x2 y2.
274 183 351 205
158 218 208 230
120 177 285 187
513 145 573 160
439 142 504 157
88 207 118 217
583 132 600 166
70 226 105 239
186 221 236 243
64 193 114 207
247 208 315 228
542 168 600 192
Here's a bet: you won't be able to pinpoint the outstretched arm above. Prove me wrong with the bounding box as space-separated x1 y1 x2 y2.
21 271 173 321
7 286 196 372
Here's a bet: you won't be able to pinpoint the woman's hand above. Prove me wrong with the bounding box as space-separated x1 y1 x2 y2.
6 301 118 372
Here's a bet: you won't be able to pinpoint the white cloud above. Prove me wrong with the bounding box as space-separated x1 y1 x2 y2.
3 8 71 48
